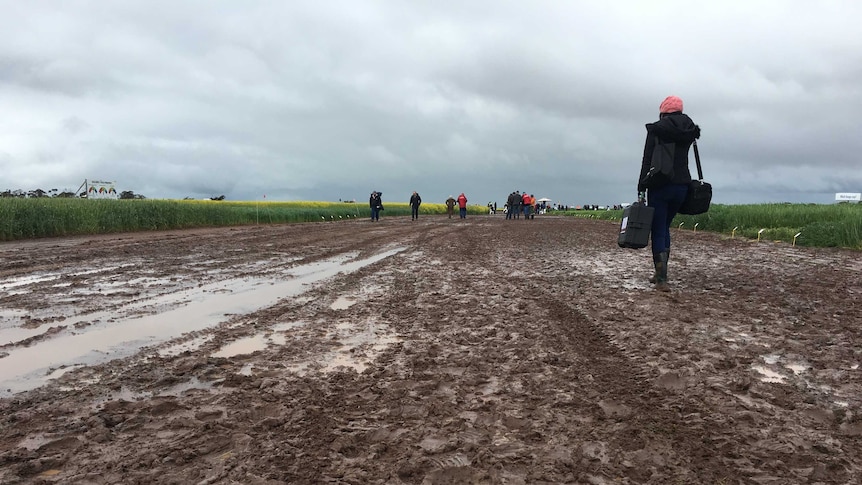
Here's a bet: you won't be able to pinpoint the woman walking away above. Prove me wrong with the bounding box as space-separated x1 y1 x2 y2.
637 95 700 291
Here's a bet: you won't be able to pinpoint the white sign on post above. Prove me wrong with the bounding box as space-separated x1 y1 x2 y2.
87 180 118 199
835 192 861 202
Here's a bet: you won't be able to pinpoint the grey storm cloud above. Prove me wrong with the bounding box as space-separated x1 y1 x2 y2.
1 0 861 205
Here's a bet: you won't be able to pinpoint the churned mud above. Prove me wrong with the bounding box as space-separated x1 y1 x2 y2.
0 215 860 484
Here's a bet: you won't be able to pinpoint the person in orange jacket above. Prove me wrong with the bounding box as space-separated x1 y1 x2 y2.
521 192 532 220
456 193 468 219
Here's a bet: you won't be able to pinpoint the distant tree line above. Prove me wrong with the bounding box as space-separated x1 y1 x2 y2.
1 188 147 199
119 191 146 199
1 188 78 198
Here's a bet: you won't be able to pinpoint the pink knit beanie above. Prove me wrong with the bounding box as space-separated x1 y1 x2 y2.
659 95 683 114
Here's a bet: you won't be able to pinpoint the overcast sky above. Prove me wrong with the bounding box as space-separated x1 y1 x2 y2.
2 1 860 206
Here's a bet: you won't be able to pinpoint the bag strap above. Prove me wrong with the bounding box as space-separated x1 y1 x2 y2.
692 140 703 180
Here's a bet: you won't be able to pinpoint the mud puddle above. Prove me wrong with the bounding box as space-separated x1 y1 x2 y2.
0 248 403 395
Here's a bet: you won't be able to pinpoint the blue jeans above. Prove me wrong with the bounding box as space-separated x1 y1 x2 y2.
523 205 530 218
459 208 467 218
411 206 419 219
648 183 688 256
370 207 380 221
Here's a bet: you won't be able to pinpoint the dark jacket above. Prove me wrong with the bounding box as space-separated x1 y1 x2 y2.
370 193 382 209
409 193 421 207
508 192 519 209
638 112 701 192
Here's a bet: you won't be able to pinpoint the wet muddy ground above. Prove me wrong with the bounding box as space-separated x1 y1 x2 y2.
0 215 860 484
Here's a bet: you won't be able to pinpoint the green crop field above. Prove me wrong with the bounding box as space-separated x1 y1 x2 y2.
566 203 862 249
0 198 485 241
2 198 860 249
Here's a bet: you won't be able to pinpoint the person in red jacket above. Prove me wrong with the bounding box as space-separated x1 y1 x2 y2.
456 193 468 219
521 192 532 220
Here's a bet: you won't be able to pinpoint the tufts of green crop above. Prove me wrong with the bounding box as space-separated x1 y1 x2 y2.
564 202 862 249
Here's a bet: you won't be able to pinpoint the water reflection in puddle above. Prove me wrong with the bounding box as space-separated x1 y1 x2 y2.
1 274 62 292
762 354 780 365
212 335 270 358
0 308 28 322
288 320 402 375
158 336 214 357
46 364 86 380
0 325 56 345
0 265 135 293
156 377 213 397
752 365 786 383
17 433 56 451
93 387 149 404
273 321 308 332
79 377 214 406
209 322 309 358
0 248 404 395
755 354 810 379
319 336 401 374
330 296 357 310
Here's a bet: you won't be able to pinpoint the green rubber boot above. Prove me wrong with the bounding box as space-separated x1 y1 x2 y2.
654 251 670 292
649 249 669 284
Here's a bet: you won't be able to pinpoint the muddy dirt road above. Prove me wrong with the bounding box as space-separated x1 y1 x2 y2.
1 215 860 484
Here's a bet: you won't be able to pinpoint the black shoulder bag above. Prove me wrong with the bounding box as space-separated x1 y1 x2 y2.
678 140 712 215
640 136 675 189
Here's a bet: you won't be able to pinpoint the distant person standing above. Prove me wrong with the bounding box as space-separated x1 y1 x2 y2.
445 195 456 218
369 191 383 221
513 190 524 219
409 191 422 220
522 192 532 220
505 192 516 220
457 193 468 219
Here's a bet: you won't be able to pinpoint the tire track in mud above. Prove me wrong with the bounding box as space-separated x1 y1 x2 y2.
411 218 767 483
534 294 740 483
451 218 743 482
